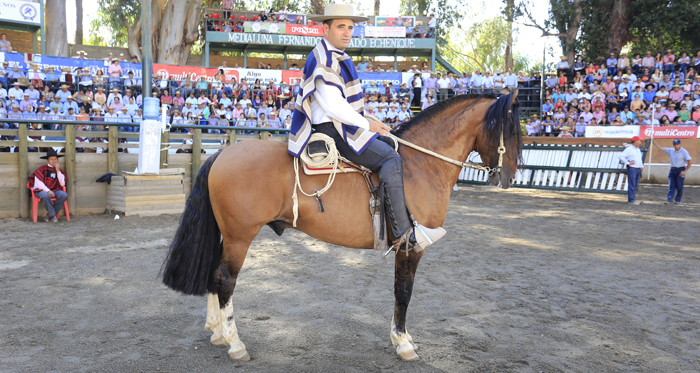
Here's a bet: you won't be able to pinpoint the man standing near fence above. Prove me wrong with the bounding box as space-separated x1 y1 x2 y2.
618 136 645 205
653 139 692 204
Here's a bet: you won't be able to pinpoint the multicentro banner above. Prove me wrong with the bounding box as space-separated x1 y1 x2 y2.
585 125 699 139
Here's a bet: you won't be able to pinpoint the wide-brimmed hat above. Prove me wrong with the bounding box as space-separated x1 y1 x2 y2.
495 68 503 74
59 84 68 89
560 56 567 61
308 3 369 22
40 149 64 159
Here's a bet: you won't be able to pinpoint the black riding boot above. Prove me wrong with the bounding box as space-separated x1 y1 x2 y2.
379 157 416 245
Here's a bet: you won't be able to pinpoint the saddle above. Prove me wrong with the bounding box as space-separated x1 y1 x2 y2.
301 136 369 176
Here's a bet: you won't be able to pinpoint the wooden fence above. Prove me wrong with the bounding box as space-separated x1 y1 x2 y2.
0 121 288 219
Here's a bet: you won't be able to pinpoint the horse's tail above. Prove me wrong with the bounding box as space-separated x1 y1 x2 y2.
161 151 223 296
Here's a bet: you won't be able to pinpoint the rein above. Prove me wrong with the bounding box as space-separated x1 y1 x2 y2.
365 114 506 176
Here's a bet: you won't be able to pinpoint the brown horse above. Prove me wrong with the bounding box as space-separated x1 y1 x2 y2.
162 91 523 361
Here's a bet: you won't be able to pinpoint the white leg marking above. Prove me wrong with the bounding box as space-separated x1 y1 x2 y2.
390 316 419 361
221 297 249 361
205 293 226 347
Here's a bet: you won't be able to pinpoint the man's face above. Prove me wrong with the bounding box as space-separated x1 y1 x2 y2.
323 19 353 50
632 140 643 147
673 143 681 151
47 156 59 168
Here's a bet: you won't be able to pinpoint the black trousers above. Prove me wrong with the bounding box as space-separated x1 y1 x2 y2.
314 122 398 171
313 122 413 238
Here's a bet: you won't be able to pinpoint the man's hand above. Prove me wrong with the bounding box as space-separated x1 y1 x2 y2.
48 190 55 198
369 120 391 136
629 160 635 165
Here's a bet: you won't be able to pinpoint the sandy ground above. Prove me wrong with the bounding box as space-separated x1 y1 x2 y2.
1 184 699 373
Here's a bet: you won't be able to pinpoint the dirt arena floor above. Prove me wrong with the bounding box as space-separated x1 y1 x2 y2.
1 184 699 373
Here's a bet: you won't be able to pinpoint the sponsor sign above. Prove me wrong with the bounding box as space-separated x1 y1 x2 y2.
153 64 208 81
359 72 402 87
234 68 282 85
375 16 415 28
286 24 322 36
639 126 698 139
0 0 40 25
364 26 407 38
281 70 303 85
243 22 286 34
585 125 640 138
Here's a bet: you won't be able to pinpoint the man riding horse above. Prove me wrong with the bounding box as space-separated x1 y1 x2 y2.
288 3 442 251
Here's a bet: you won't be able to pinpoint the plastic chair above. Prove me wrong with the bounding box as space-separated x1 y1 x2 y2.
27 181 70 222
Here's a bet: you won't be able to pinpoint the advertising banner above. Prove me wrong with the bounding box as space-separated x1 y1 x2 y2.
286 24 323 36
281 70 303 85
375 16 415 27
359 72 402 87
585 125 640 138
364 27 407 38
639 126 699 139
235 68 282 85
0 0 41 26
153 64 208 81
243 21 286 34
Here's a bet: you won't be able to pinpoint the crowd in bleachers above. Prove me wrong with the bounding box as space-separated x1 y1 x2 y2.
527 50 700 137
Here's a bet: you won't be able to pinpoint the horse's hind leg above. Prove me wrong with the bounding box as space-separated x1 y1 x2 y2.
390 249 424 361
214 236 256 361
205 293 226 347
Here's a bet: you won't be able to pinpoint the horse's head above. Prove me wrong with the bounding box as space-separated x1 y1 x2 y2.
475 90 522 189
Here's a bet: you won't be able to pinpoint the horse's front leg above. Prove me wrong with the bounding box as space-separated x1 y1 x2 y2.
390 249 424 361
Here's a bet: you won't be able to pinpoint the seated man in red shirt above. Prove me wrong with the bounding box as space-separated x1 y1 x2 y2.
29 150 67 222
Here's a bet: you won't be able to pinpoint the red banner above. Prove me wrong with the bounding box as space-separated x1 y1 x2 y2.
286 24 323 36
640 126 699 139
281 70 303 85
153 64 211 81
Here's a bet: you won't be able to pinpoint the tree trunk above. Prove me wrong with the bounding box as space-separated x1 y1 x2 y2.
45 0 69 57
156 0 203 64
607 0 632 53
127 19 142 61
374 0 381 16
310 0 325 15
75 0 83 45
504 0 514 71
151 0 166 61
561 0 582 65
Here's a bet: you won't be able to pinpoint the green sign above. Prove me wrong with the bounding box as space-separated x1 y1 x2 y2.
207 32 436 50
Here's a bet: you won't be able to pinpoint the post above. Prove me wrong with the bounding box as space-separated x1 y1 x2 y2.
18 124 29 218
108 126 118 173
64 124 77 214
32 30 37 55
243 50 247 68
229 129 236 145
284 53 288 70
204 42 209 68
40 0 45 57
191 128 202 182
394 54 398 71
540 42 546 107
259 129 268 140
160 130 169 169
430 49 435 72
141 0 153 99
647 104 655 180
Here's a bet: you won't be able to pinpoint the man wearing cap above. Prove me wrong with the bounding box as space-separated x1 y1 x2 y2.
437 72 450 101
289 4 442 250
24 82 40 101
398 103 411 122
55 84 72 104
618 136 645 205
19 93 36 111
424 72 437 99
74 50 88 59
653 139 692 204
29 150 68 222
8 81 23 100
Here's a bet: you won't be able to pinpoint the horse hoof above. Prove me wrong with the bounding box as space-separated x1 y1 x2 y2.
398 349 420 361
210 333 227 347
229 349 250 361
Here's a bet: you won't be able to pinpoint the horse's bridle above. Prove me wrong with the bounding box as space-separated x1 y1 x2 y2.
386 128 506 176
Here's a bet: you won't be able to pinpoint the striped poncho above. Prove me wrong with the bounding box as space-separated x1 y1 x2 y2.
287 39 377 157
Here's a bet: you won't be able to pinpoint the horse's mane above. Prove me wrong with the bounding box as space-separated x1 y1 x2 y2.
392 94 496 138
393 92 523 158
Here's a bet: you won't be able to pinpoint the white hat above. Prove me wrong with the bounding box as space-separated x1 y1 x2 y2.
308 3 369 23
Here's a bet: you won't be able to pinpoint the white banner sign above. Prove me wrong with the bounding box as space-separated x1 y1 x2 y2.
224 68 282 86
0 0 40 25
364 26 407 38
585 125 640 138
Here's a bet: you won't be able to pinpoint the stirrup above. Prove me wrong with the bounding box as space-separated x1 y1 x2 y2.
413 224 446 253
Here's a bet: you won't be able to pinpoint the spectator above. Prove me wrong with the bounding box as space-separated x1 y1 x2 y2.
0 33 11 52
663 50 675 75
29 150 67 222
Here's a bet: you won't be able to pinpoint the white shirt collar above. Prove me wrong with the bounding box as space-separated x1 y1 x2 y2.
323 39 344 53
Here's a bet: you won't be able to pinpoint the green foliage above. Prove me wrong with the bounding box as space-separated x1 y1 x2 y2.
629 0 700 53
87 0 140 48
440 17 531 74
